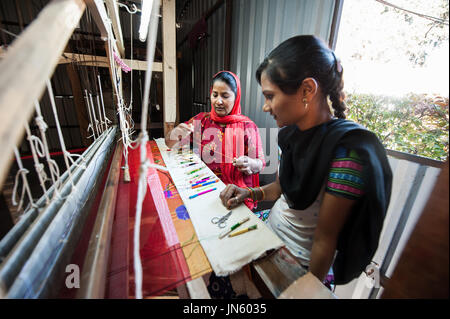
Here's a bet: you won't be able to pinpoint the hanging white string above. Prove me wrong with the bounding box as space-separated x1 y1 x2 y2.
47 80 83 186
88 92 101 138
97 75 111 129
96 94 106 132
12 147 35 212
133 0 160 299
24 123 50 204
84 89 97 140
34 101 62 198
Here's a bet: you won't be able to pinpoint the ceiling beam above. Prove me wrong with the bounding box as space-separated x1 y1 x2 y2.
59 52 163 72
0 48 162 72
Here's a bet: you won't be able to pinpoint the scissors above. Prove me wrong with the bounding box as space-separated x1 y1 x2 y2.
211 211 232 228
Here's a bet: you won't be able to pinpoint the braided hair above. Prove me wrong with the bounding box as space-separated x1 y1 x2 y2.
255 35 347 118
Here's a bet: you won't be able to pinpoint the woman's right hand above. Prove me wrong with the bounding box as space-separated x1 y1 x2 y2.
169 123 194 141
220 184 250 209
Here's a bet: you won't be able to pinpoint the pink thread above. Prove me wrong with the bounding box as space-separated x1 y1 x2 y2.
113 51 132 73
327 181 364 195
331 160 362 171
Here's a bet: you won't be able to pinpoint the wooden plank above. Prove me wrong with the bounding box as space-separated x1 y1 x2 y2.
162 0 177 134
84 0 109 40
382 160 449 298
186 277 211 299
0 0 85 189
1 48 163 72
252 247 307 298
77 142 123 298
278 272 337 299
105 0 125 57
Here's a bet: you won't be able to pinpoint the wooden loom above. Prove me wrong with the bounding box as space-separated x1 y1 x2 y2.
0 0 346 299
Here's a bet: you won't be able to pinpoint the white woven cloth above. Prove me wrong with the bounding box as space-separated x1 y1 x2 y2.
155 138 285 276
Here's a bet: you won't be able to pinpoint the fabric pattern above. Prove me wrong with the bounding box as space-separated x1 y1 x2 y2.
326 147 365 200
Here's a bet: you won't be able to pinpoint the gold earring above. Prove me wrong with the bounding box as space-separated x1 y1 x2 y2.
303 98 308 110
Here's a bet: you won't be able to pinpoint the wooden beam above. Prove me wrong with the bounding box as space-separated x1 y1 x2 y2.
162 0 177 135
278 272 337 299
58 52 163 72
0 48 162 71
84 0 120 55
84 0 109 40
382 160 449 299
251 247 307 298
77 142 123 298
0 0 85 189
105 0 125 57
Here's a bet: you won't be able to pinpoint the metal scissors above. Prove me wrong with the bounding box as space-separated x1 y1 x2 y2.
211 211 232 228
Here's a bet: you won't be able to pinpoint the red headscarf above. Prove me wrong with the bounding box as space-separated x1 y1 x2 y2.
209 71 260 210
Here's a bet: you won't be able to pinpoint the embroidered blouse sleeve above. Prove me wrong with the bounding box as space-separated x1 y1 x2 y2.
325 146 365 200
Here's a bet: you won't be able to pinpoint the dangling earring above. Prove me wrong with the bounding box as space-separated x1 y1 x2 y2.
303 98 308 110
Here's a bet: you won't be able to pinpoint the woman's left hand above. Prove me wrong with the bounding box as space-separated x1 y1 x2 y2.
233 156 263 175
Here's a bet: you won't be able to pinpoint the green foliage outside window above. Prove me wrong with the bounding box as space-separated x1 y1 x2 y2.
345 92 449 161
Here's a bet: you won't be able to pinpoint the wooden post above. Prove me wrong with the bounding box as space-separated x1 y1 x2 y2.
0 0 85 189
381 160 449 298
162 0 177 136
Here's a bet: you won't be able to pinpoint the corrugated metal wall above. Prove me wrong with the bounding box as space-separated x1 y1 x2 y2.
230 0 335 130
177 0 336 182
178 0 226 121
177 0 335 125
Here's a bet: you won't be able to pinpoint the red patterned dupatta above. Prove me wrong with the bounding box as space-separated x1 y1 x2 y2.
209 71 261 210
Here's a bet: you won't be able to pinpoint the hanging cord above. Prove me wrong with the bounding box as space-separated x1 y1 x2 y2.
97 75 111 129
134 0 161 299
88 92 101 138
47 80 85 189
105 21 135 181
24 123 50 204
34 101 63 198
12 147 36 212
95 93 106 132
84 89 97 140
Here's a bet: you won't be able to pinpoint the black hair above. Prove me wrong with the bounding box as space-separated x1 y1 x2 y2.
255 35 346 119
212 71 237 96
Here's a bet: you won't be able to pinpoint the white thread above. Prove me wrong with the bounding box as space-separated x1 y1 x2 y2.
98 75 111 128
24 123 50 204
96 94 106 132
133 0 160 299
47 80 76 187
12 147 35 212
89 93 101 138
84 90 97 140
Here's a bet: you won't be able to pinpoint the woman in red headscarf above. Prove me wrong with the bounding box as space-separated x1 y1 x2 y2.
165 71 265 210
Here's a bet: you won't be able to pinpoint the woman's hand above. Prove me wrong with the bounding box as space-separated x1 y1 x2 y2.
170 123 194 140
233 156 263 175
165 123 193 148
220 184 250 209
